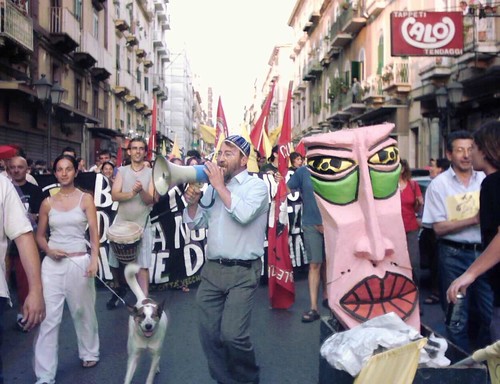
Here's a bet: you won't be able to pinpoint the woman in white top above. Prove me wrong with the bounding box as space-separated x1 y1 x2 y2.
33 155 100 384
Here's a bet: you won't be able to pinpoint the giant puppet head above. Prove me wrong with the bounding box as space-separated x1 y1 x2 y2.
303 124 420 330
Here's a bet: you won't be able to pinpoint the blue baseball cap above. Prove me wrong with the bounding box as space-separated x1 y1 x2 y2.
224 135 251 157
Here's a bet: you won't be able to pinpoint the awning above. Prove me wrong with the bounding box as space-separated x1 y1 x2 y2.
351 105 404 124
87 127 125 139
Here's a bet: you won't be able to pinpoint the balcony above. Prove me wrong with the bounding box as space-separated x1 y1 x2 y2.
459 16 499 65
343 7 366 34
326 95 351 123
362 76 386 105
364 0 388 19
135 101 146 112
303 60 323 81
160 48 170 62
418 57 453 82
114 19 130 33
303 10 320 34
91 48 112 81
73 32 98 69
329 19 352 48
154 0 167 12
152 31 167 54
160 14 171 30
124 94 139 104
92 0 106 12
126 34 138 47
136 48 146 58
143 59 153 68
50 7 80 53
114 70 133 97
381 61 411 94
153 76 165 93
137 0 154 20
0 0 33 52
342 88 367 115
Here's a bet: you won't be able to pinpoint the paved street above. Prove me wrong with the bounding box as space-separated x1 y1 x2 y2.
4 270 444 384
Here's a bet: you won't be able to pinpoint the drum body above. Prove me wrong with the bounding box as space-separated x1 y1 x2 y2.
107 221 143 264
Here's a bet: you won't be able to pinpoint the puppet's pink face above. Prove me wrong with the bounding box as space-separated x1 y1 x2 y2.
304 124 420 330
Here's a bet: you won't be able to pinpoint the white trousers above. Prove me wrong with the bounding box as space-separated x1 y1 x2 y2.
34 255 99 384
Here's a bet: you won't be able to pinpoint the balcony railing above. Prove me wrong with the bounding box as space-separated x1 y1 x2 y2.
336 5 366 35
362 75 386 104
75 31 99 63
463 15 498 55
303 59 322 81
381 61 411 93
0 1 33 51
50 7 80 44
96 48 113 73
160 14 171 30
329 17 352 48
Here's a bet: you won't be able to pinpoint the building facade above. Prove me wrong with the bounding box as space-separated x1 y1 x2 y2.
285 0 499 166
0 0 171 167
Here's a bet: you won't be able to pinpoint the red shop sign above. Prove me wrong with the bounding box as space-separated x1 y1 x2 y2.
391 11 464 56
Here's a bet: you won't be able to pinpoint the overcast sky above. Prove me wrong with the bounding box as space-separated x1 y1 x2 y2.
167 0 296 131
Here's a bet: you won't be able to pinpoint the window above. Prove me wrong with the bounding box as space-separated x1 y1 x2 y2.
74 0 82 23
93 88 99 117
92 9 99 39
144 77 149 92
116 44 120 69
75 79 82 110
377 33 384 75
136 69 141 84
127 58 131 74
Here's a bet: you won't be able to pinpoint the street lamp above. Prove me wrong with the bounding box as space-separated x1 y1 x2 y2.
435 80 464 152
34 74 65 167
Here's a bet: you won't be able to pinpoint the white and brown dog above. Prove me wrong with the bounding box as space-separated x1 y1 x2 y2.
124 263 168 384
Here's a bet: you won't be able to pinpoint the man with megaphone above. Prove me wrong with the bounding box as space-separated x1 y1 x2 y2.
183 135 269 384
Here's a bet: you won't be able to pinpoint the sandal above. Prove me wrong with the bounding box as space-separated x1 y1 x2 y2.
82 360 98 368
424 294 440 305
301 309 320 323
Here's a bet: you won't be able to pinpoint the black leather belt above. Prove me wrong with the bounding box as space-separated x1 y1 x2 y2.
210 258 255 268
440 239 483 252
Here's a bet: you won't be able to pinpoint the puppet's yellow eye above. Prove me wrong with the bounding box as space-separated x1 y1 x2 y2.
368 145 399 165
307 157 355 175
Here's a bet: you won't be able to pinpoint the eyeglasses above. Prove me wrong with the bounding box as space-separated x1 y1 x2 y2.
130 146 146 151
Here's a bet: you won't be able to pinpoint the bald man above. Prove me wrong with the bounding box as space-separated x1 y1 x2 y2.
7 156 43 330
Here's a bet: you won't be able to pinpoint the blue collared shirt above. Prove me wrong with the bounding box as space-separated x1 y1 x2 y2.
422 166 485 243
183 170 269 261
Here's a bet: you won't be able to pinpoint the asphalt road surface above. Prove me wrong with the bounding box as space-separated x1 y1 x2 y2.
4 270 444 384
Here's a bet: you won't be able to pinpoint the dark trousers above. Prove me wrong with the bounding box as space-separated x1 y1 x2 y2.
438 242 493 352
196 259 261 384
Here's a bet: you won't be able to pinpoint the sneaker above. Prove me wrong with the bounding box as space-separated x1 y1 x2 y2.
106 287 126 310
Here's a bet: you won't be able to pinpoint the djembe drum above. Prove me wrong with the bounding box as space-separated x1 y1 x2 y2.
106 221 143 264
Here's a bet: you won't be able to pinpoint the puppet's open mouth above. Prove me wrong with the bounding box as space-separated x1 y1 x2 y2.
340 272 418 322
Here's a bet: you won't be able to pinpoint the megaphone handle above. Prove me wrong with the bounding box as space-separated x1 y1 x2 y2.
194 165 209 184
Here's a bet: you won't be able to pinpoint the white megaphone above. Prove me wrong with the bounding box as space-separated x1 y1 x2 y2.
153 156 209 196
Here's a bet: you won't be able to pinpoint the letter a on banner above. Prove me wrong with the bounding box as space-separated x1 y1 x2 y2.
268 81 295 309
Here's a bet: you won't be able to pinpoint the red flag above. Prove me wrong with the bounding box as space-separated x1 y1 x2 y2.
268 82 294 309
249 82 275 157
215 97 229 148
294 140 305 157
147 98 157 161
116 141 123 167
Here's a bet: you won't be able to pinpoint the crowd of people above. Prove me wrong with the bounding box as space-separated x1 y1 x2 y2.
0 121 499 383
